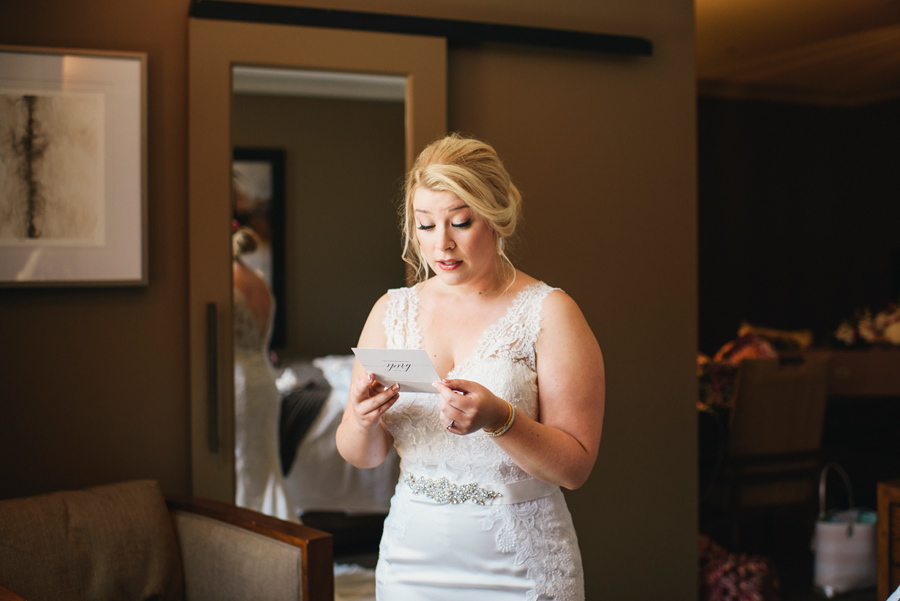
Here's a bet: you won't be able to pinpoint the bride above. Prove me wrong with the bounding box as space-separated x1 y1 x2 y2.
336 133 605 600
232 226 297 523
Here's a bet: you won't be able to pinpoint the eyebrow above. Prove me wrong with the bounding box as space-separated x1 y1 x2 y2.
414 204 469 214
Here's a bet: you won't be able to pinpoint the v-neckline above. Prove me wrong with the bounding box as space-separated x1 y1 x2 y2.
409 281 540 379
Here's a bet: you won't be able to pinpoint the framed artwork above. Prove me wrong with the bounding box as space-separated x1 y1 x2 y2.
233 147 286 348
0 46 147 286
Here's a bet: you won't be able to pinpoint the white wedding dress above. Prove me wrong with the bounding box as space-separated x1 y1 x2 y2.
376 282 584 601
233 287 298 522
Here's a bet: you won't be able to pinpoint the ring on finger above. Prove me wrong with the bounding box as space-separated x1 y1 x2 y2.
447 419 455 431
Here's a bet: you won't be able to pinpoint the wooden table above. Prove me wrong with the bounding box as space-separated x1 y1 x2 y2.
878 479 900 601
811 348 900 397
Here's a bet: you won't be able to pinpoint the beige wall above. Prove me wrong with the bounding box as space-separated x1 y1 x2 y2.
0 0 192 497
0 0 697 598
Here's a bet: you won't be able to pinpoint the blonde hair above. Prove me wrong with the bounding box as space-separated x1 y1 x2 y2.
232 226 259 260
401 133 521 283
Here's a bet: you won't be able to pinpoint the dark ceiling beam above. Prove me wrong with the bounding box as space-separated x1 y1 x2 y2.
188 0 653 56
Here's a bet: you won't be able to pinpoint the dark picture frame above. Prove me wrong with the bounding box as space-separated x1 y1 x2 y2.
0 46 148 287
233 147 287 348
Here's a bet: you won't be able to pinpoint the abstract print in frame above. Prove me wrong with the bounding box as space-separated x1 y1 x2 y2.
0 46 147 286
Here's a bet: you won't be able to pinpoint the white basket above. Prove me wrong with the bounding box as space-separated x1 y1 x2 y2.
811 463 877 598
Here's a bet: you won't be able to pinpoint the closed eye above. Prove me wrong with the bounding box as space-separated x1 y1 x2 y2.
452 219 472 229
417 224 435 231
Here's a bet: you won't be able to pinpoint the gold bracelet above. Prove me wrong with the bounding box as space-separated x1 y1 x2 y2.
484 400 516 438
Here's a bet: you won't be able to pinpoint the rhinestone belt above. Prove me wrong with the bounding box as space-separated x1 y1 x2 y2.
404 473 502 505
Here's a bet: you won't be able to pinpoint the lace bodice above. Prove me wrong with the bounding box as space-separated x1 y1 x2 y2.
377 281 584 601
383 283 553 483
380 281 554 486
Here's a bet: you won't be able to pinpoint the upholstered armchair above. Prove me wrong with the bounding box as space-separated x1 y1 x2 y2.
0 480 333 601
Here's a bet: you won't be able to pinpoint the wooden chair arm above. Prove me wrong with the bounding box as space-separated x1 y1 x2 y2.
0 584 25 601
166 496 333 601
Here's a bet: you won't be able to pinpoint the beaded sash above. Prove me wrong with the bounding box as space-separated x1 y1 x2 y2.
403 472 557 506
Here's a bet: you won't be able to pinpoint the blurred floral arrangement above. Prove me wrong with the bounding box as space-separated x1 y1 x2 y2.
699 534 781 601
833 300 900 348
698 322 816 408
697 332 778 408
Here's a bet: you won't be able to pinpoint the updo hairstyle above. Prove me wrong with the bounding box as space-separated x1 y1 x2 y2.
232 226 259 260
401 133 522 282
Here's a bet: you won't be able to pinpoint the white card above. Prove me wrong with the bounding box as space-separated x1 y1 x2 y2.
351 348 441 394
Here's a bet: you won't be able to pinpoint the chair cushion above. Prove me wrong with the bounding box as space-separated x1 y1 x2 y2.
172 511 303 601
0 480 184 601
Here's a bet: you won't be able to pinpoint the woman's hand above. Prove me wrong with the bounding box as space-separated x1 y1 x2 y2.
348 371 400 431
337 363 398 469
432 379 509 435
336 292 396 469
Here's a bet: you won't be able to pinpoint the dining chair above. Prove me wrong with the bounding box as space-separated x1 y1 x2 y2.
722 352 831 550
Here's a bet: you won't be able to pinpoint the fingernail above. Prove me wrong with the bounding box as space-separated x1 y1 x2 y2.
392 383 400 391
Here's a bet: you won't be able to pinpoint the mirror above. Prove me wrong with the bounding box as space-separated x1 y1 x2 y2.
231 66 408 358
188 17 446 502
230 67 409 523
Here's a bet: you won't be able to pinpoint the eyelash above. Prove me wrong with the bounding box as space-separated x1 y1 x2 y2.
417 219 472 231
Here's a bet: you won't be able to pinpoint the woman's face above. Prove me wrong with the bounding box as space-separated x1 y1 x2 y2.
412 186 498 290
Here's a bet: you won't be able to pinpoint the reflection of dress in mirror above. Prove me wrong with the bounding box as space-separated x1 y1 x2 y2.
232 227 297 522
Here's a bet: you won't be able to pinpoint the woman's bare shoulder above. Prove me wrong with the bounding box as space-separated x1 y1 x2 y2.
537 286 601 354
356 290 396 348
373 289 393 306
542 286 582 315
513 270 539 287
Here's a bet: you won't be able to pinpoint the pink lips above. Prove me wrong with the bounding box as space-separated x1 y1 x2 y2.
437 260 461 271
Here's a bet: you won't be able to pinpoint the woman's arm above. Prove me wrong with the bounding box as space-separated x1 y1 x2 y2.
335 294 399 469
434 290 605 489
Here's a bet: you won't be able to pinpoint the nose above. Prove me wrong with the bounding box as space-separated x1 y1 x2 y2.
438 226 456 251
